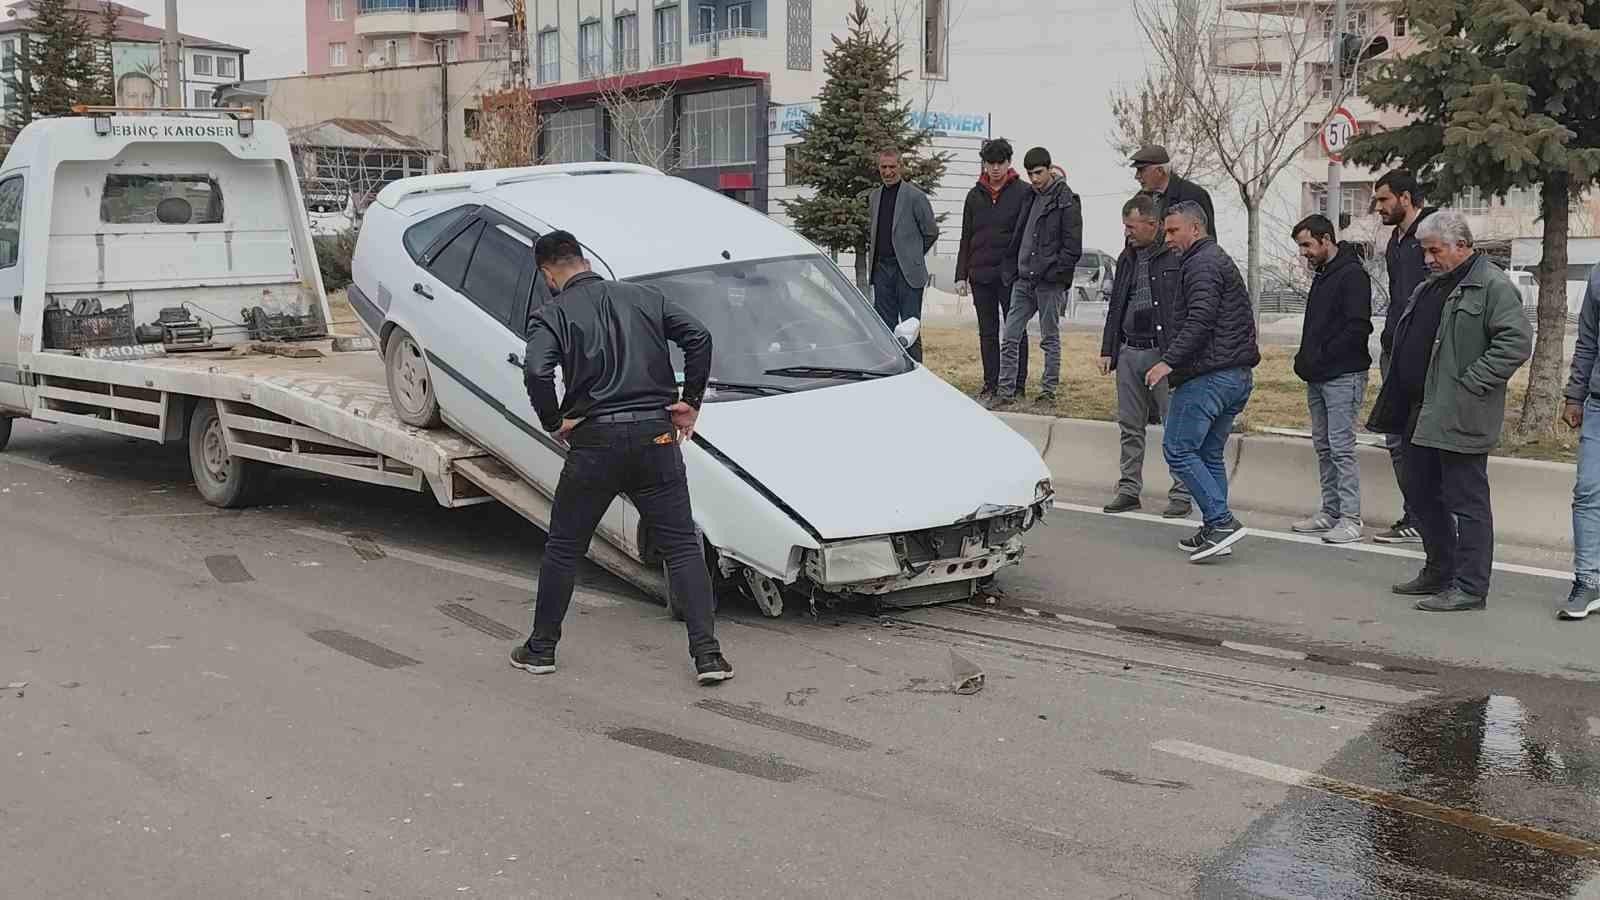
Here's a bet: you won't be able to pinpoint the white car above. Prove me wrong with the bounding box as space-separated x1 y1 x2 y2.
348 163 1053 615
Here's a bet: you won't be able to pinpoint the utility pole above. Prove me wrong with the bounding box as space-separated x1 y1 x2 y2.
1325 0 1345 239
438 41 450 172
161 0 182 108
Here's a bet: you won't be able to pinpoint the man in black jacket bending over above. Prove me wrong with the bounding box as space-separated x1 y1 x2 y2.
1146 201 1260 563
1289 214 1373 546
515 230 733 686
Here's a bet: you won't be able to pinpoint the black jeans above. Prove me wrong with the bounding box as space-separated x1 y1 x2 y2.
871 257 925 362
528 416 720 658
1401 423 1494 598
973 279 1027 394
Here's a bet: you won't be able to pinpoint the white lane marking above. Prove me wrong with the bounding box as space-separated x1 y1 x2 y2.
1054 501 1573 582
109 512 223 519
1220 640 1307 661
1153 738 1600 860
291 527 622 609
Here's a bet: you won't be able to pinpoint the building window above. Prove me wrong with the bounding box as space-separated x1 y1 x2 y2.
464 108 480 138
1394 15 1407 36
679 85 758 168
728 2 750 31
1456 187 1490 215
786 0 811 70
922 0 946 79
1 40 14 74
654 5 681 65
330 0 345 20
542 107 599 163
696 3 716 38
783 144 799 185
537 29 560 83
330 42 348 67
606 93 671 164
579 21 602 77
194 88 213 108
614 13 639 71
192 54 213 76
217 56 237 78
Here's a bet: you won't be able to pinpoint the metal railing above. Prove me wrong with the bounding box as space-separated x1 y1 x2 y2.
654 40 681 66
688 27 766 44
358 0 468 13
614 47 640 71
579 53 603 77
537 61 561 83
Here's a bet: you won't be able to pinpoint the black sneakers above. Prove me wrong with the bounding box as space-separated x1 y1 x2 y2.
1185 518 1248 562
1391 572 1449 597
695 652 735 685
509 643 556 675
1373 518 1423 544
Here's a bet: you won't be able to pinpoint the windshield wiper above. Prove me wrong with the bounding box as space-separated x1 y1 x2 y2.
705 379 794 397
762 365 895 381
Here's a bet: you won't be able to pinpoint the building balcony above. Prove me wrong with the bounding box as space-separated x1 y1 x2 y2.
684 29 769 64
355 0 471 36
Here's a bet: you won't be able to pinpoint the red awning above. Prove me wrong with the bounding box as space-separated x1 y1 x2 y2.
531 58 768 104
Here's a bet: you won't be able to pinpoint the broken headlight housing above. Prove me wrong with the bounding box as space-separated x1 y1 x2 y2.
1035 478 1054 504
813 537 903 584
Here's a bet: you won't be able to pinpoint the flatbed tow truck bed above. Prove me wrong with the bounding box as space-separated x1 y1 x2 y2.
27 341 668 601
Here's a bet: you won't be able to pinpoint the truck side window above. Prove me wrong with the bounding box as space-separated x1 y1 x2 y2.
0 176 20 269
101 174 223 225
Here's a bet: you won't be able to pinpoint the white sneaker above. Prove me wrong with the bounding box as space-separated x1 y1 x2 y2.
1291 512 1336 534
1322 519 1364 545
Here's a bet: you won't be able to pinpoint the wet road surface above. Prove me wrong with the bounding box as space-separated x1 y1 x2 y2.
4 419 1600 898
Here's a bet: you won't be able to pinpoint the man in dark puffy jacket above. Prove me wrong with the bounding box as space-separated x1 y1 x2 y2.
1145 201 1260 562
955 138 1031 402
993 147 1081 409
1289 214 1373 546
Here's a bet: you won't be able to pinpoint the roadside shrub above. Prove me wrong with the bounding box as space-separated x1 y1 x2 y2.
315 230 357 292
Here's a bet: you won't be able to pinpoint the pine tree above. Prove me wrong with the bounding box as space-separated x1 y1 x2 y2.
96 1 122 107
781 0 948 291
6 0 101 136
1346 0 1600 439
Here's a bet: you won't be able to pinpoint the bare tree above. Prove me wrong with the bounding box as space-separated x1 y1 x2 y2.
1134 0 1371 304
1107 71 1222 185
595 82 676 171
472 87 538 169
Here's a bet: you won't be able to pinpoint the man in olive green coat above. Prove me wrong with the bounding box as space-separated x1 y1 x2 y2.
1367 210 1532 612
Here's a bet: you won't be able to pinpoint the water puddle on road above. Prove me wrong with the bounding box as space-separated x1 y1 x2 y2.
1197 693 1600 899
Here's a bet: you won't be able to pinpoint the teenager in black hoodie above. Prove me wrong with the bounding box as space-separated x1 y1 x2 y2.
1289 215 1373 546
955 139 1033 400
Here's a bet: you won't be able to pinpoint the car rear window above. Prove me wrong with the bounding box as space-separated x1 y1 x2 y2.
101 174 224 225
404 204 476 262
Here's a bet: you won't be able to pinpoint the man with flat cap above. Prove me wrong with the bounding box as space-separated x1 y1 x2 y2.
1132 145 1218 244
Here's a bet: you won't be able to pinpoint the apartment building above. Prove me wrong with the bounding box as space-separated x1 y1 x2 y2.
305 0 510 76
520 0 973 212
0 0 247 115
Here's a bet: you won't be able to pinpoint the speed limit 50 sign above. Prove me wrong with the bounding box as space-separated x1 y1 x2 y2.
1321 108 1359 162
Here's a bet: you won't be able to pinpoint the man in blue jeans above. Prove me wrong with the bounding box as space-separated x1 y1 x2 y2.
1145 201 1261 562
1563 268 1600 619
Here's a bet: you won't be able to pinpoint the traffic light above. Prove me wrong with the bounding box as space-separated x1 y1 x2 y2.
1338 33 1388 79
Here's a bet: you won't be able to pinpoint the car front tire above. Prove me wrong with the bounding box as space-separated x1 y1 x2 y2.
384 327 444 429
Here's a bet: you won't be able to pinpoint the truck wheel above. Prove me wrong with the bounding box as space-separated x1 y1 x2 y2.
0 417 11 451
188 400 266 508
385 328 443 429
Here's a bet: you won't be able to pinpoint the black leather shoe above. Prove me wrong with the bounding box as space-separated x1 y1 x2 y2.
1415 588 1486 612
1392 572 1449 596
1103 494 1141 514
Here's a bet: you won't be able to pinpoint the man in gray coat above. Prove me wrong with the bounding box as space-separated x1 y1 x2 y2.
1561 267 1600 619
867 147 940 362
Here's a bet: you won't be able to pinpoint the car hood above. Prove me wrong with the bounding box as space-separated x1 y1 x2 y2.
696 367 1050 539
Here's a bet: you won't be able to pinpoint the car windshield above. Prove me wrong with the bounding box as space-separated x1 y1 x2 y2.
633 254 914 398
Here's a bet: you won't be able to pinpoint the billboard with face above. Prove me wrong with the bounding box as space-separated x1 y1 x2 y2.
112 45 164 109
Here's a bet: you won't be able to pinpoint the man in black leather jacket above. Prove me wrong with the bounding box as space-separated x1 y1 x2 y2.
515 230 733 686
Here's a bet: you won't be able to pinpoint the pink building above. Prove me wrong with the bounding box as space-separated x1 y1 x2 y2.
304 0 508 75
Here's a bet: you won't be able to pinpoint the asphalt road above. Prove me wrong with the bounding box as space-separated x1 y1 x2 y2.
6 418 1600 899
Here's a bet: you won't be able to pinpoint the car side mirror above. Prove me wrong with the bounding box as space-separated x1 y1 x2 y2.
894 317 921 349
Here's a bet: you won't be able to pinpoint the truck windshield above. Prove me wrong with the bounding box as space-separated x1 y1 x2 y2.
634 254 914 397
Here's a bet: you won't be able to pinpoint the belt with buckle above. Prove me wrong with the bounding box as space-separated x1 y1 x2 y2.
1122 337 1159 350
586 409 671 425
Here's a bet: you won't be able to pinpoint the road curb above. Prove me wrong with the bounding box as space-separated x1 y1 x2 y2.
997 413 1576 553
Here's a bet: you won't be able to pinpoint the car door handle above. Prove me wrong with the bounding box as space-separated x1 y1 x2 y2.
506 353 523 368
11 295 19 315
413 282 433 300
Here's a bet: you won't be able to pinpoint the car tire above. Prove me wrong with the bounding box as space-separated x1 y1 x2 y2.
188 400 267 508
385 327 443 429
0 416 12 452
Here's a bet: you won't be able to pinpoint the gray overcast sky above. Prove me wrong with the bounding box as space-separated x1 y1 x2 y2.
125 0 306 79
